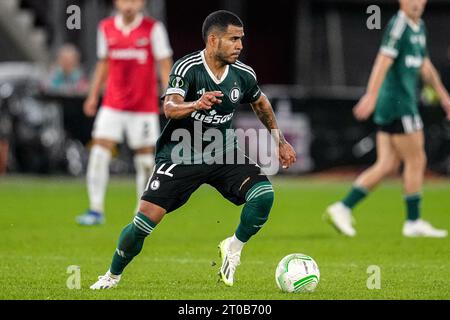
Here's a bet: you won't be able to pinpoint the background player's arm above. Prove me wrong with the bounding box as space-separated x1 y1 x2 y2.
83 59 108 117
250 94 296 168
353 53 393 121
163 91 223 120
421 57 450 119
157 57 173 92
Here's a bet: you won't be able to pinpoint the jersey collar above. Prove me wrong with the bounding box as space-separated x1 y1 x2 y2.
201 50 229 85
398 10 421 33
115 13 144 36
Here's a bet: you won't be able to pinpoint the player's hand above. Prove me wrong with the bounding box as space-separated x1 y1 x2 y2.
353 93 377 121
83 96 99 117
440 93 450 120
194 91 223 111
278 141 297 169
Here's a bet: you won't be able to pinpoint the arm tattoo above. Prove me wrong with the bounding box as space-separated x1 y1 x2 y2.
252 99 287 144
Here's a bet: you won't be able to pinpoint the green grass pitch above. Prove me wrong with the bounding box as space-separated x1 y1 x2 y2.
0 176 449 300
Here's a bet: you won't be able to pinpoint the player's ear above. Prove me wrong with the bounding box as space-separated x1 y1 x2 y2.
208 33 219 48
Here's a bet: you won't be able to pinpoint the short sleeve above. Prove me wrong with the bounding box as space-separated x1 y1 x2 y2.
241 74 262 104
165 71 190 98
379 16 406 59
151 22 173 61
97 26 108 60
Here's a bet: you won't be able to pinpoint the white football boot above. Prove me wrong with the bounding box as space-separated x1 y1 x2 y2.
324 202 356 237
402 219 448 238
218 237 241 286
90 271 121 290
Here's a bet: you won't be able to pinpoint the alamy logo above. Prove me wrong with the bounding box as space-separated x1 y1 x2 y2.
66 5 81 30
169 122 281 175
230 87 241 103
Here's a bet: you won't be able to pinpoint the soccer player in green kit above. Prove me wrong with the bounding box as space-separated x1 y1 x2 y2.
90 10 296 289
325 0 450 237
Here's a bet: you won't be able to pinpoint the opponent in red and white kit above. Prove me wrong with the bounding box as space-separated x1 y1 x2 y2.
77 0 173 225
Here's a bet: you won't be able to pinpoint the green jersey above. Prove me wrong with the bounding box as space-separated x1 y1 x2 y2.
375 10 428 125
156 50 262 164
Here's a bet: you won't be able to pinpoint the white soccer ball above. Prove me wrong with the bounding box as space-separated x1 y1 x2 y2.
275 253 320 293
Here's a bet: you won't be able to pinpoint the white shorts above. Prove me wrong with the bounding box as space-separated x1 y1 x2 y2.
92 107 160 149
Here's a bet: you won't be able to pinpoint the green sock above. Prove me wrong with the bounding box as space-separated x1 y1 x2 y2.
235 182 274 242
110 212 157 276
342 185 368 209
405 193 421 221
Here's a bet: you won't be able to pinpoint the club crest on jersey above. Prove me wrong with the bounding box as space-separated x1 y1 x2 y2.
229 87 240 103
171 77 184 88
136 38 150 47
150 179 160 191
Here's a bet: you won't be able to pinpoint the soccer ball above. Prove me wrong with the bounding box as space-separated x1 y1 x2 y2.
275 253 320 293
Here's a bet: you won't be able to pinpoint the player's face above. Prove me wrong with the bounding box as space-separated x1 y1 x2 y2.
58 51 78 74
115 0 145 20
216 25 244 65
400 0 427 21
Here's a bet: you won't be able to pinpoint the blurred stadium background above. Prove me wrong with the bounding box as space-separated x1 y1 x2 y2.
1 0 450 301
0 0 449 176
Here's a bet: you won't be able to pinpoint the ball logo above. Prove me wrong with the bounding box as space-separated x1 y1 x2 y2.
229 87 240 103
171 77 184 89
150 180 160 191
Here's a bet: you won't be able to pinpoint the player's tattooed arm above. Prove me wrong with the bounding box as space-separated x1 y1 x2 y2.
250 94 286 144
251 94 297 168
163 91 223 119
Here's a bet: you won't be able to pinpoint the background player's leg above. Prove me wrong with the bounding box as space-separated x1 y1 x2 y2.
78 107 124 225
391 130 425 199
345 132 400 208
77 139 116 226
87 140 115 212
391 130 446 237
392 131 426 222
127 113 159 213
133 147 155 213
325 132 400 236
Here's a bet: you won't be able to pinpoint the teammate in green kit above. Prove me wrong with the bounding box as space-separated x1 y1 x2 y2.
90 10 296 289
325 0 450 238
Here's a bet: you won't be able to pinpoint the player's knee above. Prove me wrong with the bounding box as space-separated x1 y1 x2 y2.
92 139 116 151
246 184 275 218
253 189 274 212
374 160 397 177
138 200 166 224
406 151 427 170
384 160 400 176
